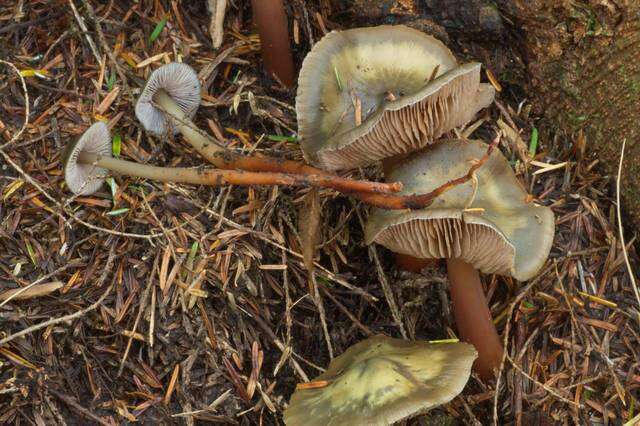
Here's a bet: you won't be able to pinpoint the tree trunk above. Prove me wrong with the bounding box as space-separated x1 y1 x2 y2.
495 0 640 226
340 0 640 227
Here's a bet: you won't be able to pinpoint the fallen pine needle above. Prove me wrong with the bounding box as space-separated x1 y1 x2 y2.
0 281 63 302
164 363 180 404
296 380 330 390
577 291 618 308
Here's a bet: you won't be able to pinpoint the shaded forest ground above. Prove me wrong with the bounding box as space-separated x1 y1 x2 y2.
1 1 639 424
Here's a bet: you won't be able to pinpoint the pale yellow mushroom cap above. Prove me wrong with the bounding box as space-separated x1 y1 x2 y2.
296 25 495 171
365 139 555 281
283 335 477 426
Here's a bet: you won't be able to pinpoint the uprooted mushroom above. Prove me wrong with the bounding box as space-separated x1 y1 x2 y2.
296 25 495 171
130 61 495 210
365 139 555 379
284 335 477 426
62 122 357 195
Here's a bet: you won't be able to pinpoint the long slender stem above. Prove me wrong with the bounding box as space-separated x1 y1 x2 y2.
446 258 503 380
154 92 500 210
79 153 299 187
153 90 402 194
251 0 295 87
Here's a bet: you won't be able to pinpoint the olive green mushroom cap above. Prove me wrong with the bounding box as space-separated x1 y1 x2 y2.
283 335 477 426
365 139 555 281
296 25 495 171
62 121 111 195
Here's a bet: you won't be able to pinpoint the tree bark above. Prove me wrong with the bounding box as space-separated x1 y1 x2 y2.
495 0 640 225
339 0 640 227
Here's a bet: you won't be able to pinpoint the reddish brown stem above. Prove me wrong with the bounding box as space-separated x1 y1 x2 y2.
251 0 295 88
155 91 401 195
209 151 402 193
355 135 500 210
446 258 503 380
81 153 339 188
156 91 499 210
394 253 438 273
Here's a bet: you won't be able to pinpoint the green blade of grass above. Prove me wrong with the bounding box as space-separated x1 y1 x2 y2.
106 208 130 216
333 65 343 91
188 241 199 263
106 72 116 91
428 338 460 344
112 134 121 157
106 177 118 200
266 134 298 143
149 15 168 43
25 242 37 265
529 126 539 157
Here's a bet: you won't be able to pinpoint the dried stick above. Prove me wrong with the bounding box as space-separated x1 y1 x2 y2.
208 0 227 48
68 0 102 67
356 134 501 210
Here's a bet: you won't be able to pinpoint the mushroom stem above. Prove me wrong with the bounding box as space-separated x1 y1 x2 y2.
153 90 402 194
77 153 303 187
250 0 295 88
446 258 503 380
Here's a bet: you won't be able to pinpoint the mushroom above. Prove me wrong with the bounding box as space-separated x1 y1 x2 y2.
283 335 477 426
134 62 407 196
61 122 324 196
365 139 555 379
296 25 495 171
250 0 295 87
135 62 201 136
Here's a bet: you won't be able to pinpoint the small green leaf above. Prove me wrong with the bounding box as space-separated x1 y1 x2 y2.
522 300 535 309
267 134 298 143
149 15 168 43
106 72 116 91
529 127 538 157
112 134 121 157
106 208 130 216
334 66 343 91
106 177 118 199
188 241 199 263
25 242 37 265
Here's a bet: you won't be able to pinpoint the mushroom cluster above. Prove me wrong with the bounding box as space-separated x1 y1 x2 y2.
56 21 555 426
285 24 555 425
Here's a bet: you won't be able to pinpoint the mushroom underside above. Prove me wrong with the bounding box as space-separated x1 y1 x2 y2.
311 69 488 171
62 121 112 195
373 216 515 277
135 62 201 135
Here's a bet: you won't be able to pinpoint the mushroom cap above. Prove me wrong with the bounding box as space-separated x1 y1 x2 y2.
365 139 555 281
283 335 477 426
296 25 495 171
62 121 112 195
135 62 201 135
